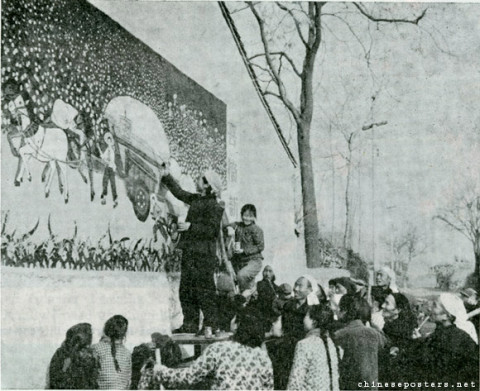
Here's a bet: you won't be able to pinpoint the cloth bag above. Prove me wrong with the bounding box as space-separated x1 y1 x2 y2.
214 212 238 295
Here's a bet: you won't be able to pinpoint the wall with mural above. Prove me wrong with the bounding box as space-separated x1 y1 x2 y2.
1 1 227 387
1 0 227 270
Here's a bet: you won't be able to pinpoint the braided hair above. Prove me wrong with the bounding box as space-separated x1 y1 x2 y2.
307 304 335 391
103 315 128 372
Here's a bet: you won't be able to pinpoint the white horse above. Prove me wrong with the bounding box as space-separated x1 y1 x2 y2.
16 125 70 203
9 97 69 203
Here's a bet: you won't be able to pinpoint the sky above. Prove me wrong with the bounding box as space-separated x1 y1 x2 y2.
88 1 480 281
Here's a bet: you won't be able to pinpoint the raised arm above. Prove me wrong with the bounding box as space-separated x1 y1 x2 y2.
154 344 216 388
161 174 197 205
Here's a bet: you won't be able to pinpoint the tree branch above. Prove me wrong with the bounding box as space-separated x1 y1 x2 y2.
325 13 371 61
249 51 302 77
263 90 282 101
362 121 388 131
434 215 472 242
248 3 300 121
353 3 427 25
276 2 309 48
250 62 274 77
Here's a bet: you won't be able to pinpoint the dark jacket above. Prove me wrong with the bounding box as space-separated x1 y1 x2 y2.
371 286 393 307
256 279 280 318
282 300 309 342
412 324 479 385
162 174 224 257
380 312 417 382
232 221 264 264
48 323 97 389
334 320 386 390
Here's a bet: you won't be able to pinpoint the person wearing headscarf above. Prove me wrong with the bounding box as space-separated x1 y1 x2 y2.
371 266 398 310
301 274 327 305
379 293 417 383
161 164 224 334
256 265 280 320
411 293 479 385
48 323 98 389
438 293 477 344
460 287 480 338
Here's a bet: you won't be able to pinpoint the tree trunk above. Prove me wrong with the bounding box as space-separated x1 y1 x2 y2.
343 148 353 249
474 238 479 290
297 120 321 268
329 125 335 243
474 238 479 276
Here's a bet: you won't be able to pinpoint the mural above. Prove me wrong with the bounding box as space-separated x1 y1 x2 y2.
1 0 227 266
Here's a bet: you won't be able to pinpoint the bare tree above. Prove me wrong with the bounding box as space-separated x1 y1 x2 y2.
435 184 480 288
383 222 427 287
221 2 427 267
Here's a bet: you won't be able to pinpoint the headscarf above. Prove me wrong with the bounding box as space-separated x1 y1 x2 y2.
302 274 320 305
379 266 399 293
439 293 478 344
203 169 223 196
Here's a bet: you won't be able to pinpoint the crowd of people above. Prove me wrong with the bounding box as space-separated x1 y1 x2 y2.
47 268 479 391
43 166 480 390
1 0 226 188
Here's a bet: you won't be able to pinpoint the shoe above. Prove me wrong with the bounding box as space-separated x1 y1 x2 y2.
101 197 106 205
113 200 118 208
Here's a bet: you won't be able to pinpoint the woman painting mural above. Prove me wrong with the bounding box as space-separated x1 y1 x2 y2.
160 163 224 335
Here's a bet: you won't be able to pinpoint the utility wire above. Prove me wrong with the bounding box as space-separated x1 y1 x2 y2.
218 2 298 168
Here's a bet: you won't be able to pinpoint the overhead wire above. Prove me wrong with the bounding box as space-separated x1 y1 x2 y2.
218 2 298 168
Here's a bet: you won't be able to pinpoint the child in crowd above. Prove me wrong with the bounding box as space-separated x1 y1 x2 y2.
288 304 340 391
227 204 265 293
92 315 131 389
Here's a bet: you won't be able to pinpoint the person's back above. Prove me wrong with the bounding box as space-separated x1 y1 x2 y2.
288 334 339 391
93 315 131 390
48 323 97 389
334 320 385 390
92 337 131 389
145 312 274 390
334 294 386 390
146 340 272 390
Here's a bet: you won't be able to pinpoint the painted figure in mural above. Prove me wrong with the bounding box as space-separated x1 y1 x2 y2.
2 81 70 203
98 131 118 208
2 81 38 158
160 164 224 334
